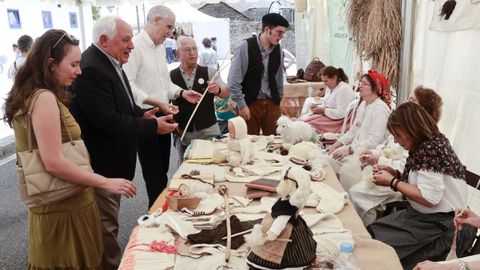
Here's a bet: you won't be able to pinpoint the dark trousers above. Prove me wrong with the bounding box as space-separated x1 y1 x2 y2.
137 132 171 209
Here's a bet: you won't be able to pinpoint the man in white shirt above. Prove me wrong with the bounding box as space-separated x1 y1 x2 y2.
123 5 201 208
8 34 33 80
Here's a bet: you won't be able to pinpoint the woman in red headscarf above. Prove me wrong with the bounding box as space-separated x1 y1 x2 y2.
327 70 391 163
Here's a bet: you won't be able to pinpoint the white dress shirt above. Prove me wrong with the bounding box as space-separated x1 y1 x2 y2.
123 30 181 109
338 98 390 151
323 81 355 120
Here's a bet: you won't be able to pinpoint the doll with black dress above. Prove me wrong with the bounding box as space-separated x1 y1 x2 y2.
245 166 317 269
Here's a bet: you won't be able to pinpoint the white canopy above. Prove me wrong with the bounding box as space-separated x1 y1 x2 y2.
160 0 230 58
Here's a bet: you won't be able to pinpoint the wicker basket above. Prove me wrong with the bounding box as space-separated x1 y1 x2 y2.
280 97 307 118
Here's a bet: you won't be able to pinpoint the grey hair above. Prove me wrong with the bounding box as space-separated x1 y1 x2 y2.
146 5 175 23
176 36 195 50
92 16 121 42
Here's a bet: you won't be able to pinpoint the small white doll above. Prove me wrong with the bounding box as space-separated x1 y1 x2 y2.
225 116 255 166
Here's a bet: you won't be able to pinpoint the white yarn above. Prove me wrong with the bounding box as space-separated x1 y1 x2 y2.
338 155 363 190
244 224 267 246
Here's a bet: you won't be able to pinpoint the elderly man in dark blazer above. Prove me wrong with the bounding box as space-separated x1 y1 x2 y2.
69 16 177 269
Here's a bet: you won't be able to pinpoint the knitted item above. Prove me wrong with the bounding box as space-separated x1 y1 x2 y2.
231 196 277 214
306 213 354 260
119 226 176 270
186 139 215 160
310 182 348 214
241 159 281 176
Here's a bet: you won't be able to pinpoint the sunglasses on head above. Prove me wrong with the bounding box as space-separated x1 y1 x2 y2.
52 31 78 49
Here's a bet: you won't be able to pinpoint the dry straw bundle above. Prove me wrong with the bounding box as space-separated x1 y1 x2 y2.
348 0 402 87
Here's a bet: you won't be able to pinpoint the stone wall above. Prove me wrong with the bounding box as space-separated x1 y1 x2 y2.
230 21 295 56
198 4 295 56
199 2 251 21
243 7 294 22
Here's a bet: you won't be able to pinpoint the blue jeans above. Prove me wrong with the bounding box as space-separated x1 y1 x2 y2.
165 47 174 64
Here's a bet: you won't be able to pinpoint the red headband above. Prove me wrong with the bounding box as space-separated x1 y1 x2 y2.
367 70 391 106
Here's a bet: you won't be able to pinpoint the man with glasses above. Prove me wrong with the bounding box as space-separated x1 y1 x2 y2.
70 16 178 269
228 13 289 135
170 36 230 164
123 5 201 209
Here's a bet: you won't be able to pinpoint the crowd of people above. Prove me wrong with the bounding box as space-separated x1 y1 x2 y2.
2 4 478 270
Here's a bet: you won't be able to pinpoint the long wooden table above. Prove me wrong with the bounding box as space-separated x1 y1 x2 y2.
137 159 403 269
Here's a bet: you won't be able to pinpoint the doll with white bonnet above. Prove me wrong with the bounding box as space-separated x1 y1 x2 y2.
245 166 317 269
224 116 255 166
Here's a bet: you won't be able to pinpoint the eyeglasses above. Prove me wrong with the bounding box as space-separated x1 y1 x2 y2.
52 31 78 49
272 28 286 37
182 46 198 53
358 80 371 87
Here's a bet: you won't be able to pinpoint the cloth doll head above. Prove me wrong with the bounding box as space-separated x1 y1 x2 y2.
278 166 311 209
228 116 248 139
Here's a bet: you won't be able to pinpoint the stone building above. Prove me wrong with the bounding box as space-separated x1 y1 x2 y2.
198 2 295 56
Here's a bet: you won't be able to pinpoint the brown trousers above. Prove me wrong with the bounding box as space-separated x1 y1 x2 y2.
94 188 121 270
246 99 281 135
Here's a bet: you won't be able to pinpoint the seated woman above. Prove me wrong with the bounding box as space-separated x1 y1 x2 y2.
327 70 391 162
302 66 355 134
367 102 476 270
414 208 480 270
349 86 443 226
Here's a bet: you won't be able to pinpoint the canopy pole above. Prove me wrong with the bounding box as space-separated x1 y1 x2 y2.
398 0 415 105
136 5 141 34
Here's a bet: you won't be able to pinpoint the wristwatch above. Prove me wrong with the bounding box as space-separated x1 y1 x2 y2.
458 260 470 270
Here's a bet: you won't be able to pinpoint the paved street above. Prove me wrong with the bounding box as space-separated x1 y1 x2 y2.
0 150 178 269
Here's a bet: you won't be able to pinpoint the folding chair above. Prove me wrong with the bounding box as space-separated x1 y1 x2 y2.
339 93 360 136
465 169 480 255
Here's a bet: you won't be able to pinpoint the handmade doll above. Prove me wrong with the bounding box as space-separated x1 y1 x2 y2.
245 166 317 269
224 116 255 166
